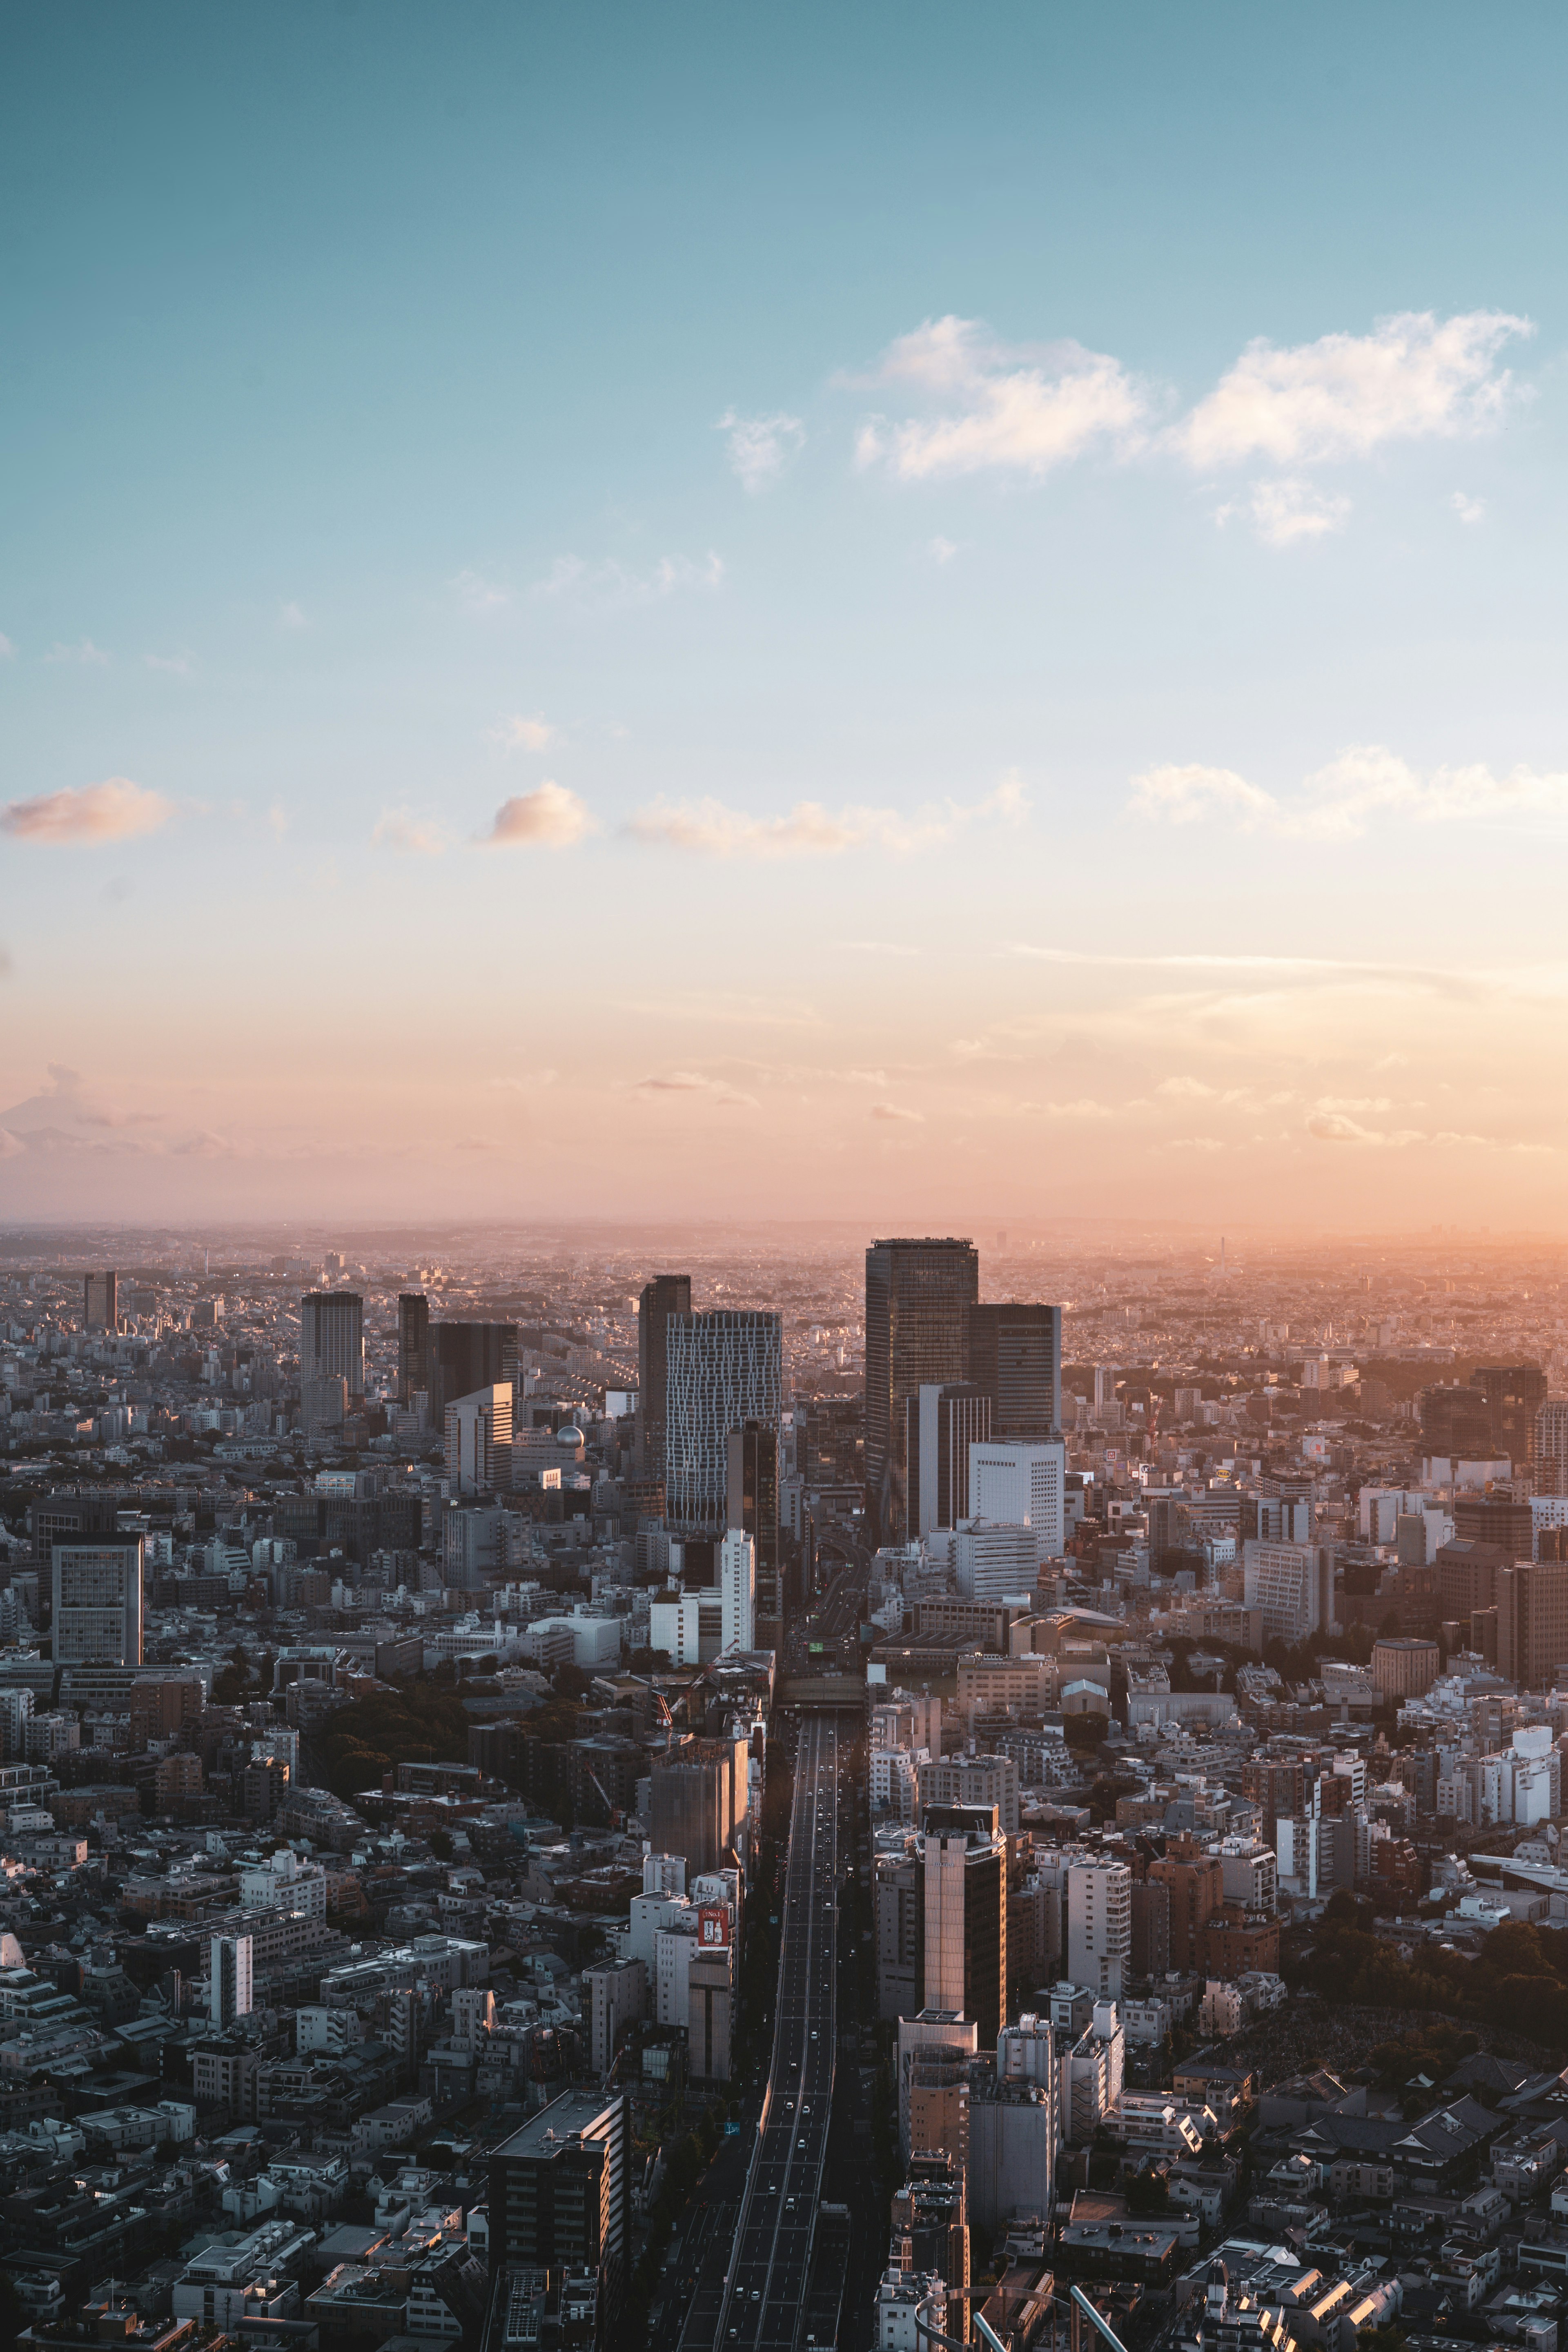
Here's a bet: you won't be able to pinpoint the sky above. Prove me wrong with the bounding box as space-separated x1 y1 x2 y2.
5 1 1568 1232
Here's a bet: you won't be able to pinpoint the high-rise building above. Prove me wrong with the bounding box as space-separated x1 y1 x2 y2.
1243 1539 1334 1645
445 1385 513 1495
1470 1364 1548 1469
83 1272 117 1333
1419 1383 1496 1461
953 1521 1039 1604
1537 1402 1568 1497
488 2088 630 2319
1496 1559 1568 1690
1452 1495 1534 1557
665 1310 782 1534
718 1528 755 1655
427 1323 517 1425
967 1438 1067 1564
1065 1858 1131 1999
210 1932 253 2027
726 1420 780 1648
907 1384 991 1537
398 1292 430 1405
966 1303 1062 1437
1148 1844 1224 1975
51 1539 143 1666
920 1802 1007 2048
865 1238 979 1545
300 1291 364 1399
638 1275 692 1481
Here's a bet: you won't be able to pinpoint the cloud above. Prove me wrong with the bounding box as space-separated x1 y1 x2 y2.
1156 1076 1218 1100
0 1131 23 1158
718 409 805 492
1315 1095 1393 1114
1167 1135 1225 1153
1308 1111 1424 1146
373 811 447 855
278 601 308 630
1131 743 1568 842
854 315 1147 482
144 652 193 675
486 781 595 849
870 1102 923 1122
44 639 109 666
1 778 174 844
636 1071 759 1109
266 804 290 840
491 715 557 753
929 536 960 564
451 570 509 614
1452 491 1486 525
492 1071 559 1091
0 634 16 659
1218 477 1351 545
1176 309 1532 468
172 1130 236 1158
535 552 724 610
80 1108 163 1129
627 772 1028 859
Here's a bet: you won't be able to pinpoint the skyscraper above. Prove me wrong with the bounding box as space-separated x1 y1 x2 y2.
210 1932 254 2027
488 2089 630 2319
665 1310 782 1534
907 1384 991 1537
300 1290 364 1399
398 1292 430 1405
83 1272 117 1333
51 1538 143 1666
967 1437 1067 1563
445 1384 513 1495
719 1528 755 1655
966 1302 1061 1437
638 1274 692 1481
1496 1559 1568 1689
865 1238 979 1545
1470 1364 1548 1469
427 1322 517 1425
920 1802 1007 2049
726 1420 780 1648
1065 1858 1132 1999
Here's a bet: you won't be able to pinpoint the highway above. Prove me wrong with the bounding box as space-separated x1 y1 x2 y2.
684 1710 850 2351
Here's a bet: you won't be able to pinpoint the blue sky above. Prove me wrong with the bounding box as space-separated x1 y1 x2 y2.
4 3 1568 1226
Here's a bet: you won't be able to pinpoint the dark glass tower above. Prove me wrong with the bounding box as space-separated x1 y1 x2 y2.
966 1302 1062 1438
398 1292 430 1405
637 1274 692 1481
864 1238 978 1545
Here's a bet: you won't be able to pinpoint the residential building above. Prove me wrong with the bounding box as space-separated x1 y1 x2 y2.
51 1538 143 1666
1242 1540 1334 1644
488 2089 629 2319
719 1528 755 1657
921 1803 1007 2047
1066 1859 1131 2000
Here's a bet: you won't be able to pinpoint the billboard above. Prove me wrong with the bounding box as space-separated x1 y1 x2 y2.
698 1904 731 1948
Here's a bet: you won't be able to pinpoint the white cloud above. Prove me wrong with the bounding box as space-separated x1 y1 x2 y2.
929 536 959 564
536 552 724 609
1132 743 1568 842
0 635 16 659
491 714 557 753
1 778 173 844
1156 1075 1218 1100
44 639 109 666
451 570 510 614
373 811 447 855
854 315 1147 482
1177 309 1532 468
718 409 806 492
486 780 596 849
870 1102 923 1123
278 601 308 630
1218 477 1352 546
145 652 193 675
1452 491 1487 524
628 772 1027 859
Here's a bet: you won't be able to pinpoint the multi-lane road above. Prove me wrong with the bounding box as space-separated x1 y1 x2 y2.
684 1710 851 2351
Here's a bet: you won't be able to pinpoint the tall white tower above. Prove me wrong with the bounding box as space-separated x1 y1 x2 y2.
719 1529 755 1655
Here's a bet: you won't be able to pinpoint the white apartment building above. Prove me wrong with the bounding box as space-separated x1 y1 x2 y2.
1065 1859 1131 2000
967 1439 1067 1563
719 1529 755 1655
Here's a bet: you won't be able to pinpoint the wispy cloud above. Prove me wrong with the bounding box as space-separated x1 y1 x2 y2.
1 778 174 844
854 315 1147 482
144 652 194 676
870 1101 923 1122
1176 310 1531 469
44 639 109 666
628 772 1027 859
1130 744 1568 842
451 570 510 614
1218 477 1351 545
718 409 806 492
373 811 448 855
278 601 308 630
0 634 14 660
637 1071 758 1108
486 781 596 849
929 536 960 564
535 551 724 610
490 714 557 752
1452 490 1486 525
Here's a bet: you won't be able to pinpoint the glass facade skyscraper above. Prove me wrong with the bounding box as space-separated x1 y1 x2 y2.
865 1238 978 1545
665 1310 782 1534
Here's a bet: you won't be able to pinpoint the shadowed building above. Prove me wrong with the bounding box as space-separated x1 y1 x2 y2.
866 1238 979 1545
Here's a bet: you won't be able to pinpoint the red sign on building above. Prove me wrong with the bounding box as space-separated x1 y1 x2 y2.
698 1905 731 1947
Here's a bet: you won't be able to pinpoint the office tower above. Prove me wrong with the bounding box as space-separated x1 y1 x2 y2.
664 1310 782 1534
301 1375 347 1439
907 1384 991 1537
719 1528 755 1655
210 1931 253 2027
967 1438 1067 1564
1470 1364 1548 1468
52 1538 143 1666
1452 1495 1534 1557
865 1238 979 1545
29 1488 123 1568
920 1803 1007 2048
726 1420 780 1648
398 1292 430 1405
83 1272 117 1333
488 2088 630 2314
1496 1560 1568 1690
648 1741 747 1877
1537 1402 1568 1496
1093 1364 1119 1412
445 1384 513 1496
638 1274 692 1480
1419 1383 1495 1461
300 1290 364 1399
427 1322 517 1425
897 2010 978 2166
953 1521 1038 1604
1242 1539 1334 1645
1065 1858 1131 1998
966 1303 1061 1436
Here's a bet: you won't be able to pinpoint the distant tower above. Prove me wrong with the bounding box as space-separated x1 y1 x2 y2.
83 1272 117 1333
864 1238 979 1546
301 1290 365 1399
638 1275 692 1482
